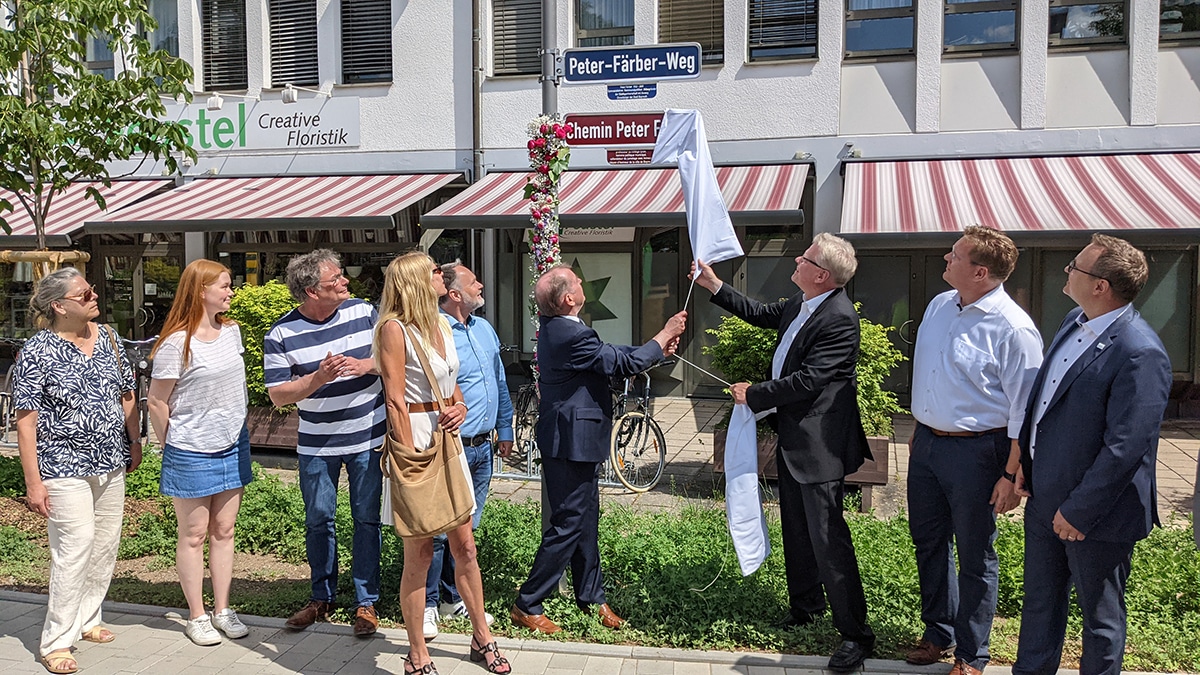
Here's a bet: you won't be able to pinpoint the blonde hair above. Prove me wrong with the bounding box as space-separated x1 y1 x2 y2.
375 251 448 360
151 259 234 367
812 233 858 286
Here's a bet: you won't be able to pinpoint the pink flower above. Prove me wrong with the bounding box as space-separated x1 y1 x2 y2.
537 164 549 174
534 138 547 148
555 127 568 139
550 235 558 244
545 256 554 264
540 124 550 134
527 140 536 150
565 123 575 133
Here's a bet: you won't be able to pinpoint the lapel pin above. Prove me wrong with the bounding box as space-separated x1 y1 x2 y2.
1097 343 1107 351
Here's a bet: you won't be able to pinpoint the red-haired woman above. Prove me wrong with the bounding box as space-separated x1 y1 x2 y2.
147 259 251 646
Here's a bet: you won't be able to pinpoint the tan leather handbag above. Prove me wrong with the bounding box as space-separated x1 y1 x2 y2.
381 323 474 539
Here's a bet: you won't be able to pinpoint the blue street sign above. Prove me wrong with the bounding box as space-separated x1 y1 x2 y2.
561 43 702 85
607 84 657 100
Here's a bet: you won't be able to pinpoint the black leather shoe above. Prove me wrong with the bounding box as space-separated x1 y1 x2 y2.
773 611 819 629
828 640 874 672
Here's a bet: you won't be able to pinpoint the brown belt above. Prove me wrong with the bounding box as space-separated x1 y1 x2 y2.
927 425 1007 438
409 398 453 414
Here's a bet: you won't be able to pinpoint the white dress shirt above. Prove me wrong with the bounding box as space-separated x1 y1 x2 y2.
762 289 834 416
911 285 1044 438
1028 304 1130 457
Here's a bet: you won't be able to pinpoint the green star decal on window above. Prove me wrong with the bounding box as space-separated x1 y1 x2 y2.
571 259 617 323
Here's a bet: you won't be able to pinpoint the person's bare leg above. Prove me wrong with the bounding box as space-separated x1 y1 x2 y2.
207 488 243 613
449 524 507 670
401 537 435 669
174 496 213 619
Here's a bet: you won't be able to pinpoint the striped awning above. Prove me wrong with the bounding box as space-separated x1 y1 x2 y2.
841 153 1200 234
422 163 809 227
87 174 461 233
1 180 170 239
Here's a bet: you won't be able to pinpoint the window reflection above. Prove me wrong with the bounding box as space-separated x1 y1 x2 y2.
847 16 915 53
945 10 1017 47
1049 2 1125 43
1160 0 1200 38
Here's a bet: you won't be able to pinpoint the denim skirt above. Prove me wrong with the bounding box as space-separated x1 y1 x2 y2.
160 425 253 499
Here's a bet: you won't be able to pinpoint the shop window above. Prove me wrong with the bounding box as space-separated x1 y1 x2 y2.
85 33 115 80
577 0 634 47
1161 0 1200 41
493 0 542 75
748 0 818 61
659 0 724 64
1048 0 1126 46
845 0 915 58
147 0 179 57
943 0 1019 53
342 0 392 84
270 0 318 87
201 0 248 91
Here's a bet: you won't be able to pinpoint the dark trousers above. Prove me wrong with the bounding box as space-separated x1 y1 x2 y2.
907 425 1008 670
777 465 874 643
1013 504 1134 675
516 456 605 614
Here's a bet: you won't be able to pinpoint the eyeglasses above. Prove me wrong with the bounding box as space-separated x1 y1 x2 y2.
317 272 347 287
432 267 444 275
798 255 827 272
60 286 97 303
1066 259 1108 282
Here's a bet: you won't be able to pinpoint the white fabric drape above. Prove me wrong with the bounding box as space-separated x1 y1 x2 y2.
724 403 770 576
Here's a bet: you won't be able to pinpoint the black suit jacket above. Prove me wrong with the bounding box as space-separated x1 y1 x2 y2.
535 315 664 464
712 284 870 484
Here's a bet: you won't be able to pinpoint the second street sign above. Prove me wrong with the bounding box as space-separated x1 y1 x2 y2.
561 43 702 84
563 112 664 146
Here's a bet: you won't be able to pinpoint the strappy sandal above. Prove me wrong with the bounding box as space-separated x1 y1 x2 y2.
82 625 115 643
403 655 438 674
469 637 512 674
40 650 78 674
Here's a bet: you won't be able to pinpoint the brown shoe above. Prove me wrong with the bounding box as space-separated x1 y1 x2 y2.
353 605 378 638
509 605 561 634
948 659 983 675
286 600 331 631
590 603 625 629
906 638 954 665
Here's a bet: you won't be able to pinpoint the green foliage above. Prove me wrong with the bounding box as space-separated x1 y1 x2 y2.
702 315 777 386
224 281 299 407
0 0 195 243
123 448 162 500
233 466 308 563
0 455 24 497
0 525 44 581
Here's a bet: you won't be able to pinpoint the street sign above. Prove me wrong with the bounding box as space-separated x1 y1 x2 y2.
561 43 702 84
563 112 663 146
608 84 657 100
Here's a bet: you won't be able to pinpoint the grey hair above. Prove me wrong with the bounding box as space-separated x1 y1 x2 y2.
438 259 463 304
285 249 341 302
29 267 84 329
812 233 858 286
534 266 574 316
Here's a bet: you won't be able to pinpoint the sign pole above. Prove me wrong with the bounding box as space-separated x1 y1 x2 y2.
539 0 557 542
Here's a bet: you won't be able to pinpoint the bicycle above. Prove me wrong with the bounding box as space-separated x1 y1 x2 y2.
607 361 673 492
0 336 27 444
498 344 540 479
121 336 158 444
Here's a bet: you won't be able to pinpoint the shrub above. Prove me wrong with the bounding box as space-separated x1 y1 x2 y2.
123 449 162 500
0 455 23 497
224 281 298 407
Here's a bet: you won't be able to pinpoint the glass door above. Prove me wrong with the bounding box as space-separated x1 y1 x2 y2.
100 247 184 340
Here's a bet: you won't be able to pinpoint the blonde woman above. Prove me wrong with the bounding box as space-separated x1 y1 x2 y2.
375 252 509 674
147 260 250 646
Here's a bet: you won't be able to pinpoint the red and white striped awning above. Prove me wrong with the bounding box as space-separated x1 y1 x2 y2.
841 153 1200 234
422 164 809 227
1 180 170 239
87 174 460 232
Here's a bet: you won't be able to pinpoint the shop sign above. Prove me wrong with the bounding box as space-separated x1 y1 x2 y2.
160 98 361 152
558 226 637 242
563 112 663 146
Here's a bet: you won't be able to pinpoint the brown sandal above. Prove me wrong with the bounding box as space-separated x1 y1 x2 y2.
82 626 115 643
469 637 511 674
40 651 78 674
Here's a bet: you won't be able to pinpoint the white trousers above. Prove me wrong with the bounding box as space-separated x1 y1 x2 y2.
40 468 125 656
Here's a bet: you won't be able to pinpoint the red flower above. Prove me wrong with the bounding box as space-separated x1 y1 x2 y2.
539 124 550 134
554 127 568 139
527 140 536 150
565 123 575 133
534 138 547 148
537 164 550 174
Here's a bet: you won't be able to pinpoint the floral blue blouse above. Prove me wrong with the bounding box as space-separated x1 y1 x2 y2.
12 325 135 480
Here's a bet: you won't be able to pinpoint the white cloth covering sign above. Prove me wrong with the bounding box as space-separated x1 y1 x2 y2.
651 109 744 267
724 403 771 575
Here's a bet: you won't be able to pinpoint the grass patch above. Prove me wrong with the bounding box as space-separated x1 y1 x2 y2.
0 525 45 583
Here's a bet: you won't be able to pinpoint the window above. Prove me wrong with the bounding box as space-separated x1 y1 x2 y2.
1049 0 1126 46
576 0 634 47
748 0 818 61
147 0 179 57
659 0 724 64
342 0 392 84
493 0 542 75
846 0 914 58
201 0 248 90
270 0 318 86
85 34 114 80
943 0 1018 53
1161 0 1200 41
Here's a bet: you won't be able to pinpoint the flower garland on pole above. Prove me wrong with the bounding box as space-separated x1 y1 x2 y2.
523 115 572 377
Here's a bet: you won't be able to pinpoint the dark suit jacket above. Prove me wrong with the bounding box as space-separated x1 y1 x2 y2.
712 284 870 484
535 314 664 463
1018 307 1170 543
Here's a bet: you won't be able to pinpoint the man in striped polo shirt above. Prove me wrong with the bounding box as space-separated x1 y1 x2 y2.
263 249 386 638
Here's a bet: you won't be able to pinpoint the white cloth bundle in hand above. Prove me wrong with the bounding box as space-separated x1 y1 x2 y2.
724 403 770 575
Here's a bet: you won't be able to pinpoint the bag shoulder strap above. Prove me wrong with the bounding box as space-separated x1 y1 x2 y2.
396 320 447 411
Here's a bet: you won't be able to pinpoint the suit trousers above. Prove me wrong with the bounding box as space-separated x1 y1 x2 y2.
516 457 606 614
907 425 1008 670
777 465 874 643
1013 504 1134 675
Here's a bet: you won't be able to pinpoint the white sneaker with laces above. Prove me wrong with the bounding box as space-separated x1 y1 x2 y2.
438 600 494 626
422 606 440 640
185 614 222 646
212 608 249 638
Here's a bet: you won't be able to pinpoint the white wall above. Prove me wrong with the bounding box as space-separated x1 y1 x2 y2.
1045 51 1130 128
1159 47 1200 125
940 56 1020 132
841 62 916 135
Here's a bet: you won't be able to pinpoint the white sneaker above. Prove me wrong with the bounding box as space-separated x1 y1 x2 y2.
212 608 249 639
184 614 222 646
422 606 439 640
438 600 495 626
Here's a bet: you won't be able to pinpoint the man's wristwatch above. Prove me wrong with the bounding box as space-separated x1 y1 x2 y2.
1002 470 1017 483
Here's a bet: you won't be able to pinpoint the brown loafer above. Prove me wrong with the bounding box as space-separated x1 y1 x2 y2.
286 600 331 631
949 658 983 675
591 603 625 629
509 605 561 634
353 605 378 638
906 638 954 665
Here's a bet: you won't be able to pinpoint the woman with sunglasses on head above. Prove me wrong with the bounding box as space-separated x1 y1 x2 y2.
12 268 139 674
375 252 509 674
147 259 251 647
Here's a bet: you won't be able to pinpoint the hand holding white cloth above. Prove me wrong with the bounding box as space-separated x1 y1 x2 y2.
724 403 771 575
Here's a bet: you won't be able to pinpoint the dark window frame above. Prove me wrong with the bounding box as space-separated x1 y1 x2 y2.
201 0 249 91
845 1 916 59
1160 0 1200 44
576 0 635 47
341 0 392 84
269 0 319 87
747 0 819 62
493 0 542 76
1048 0 1127 48
943 0 1019 54
659 0 724 65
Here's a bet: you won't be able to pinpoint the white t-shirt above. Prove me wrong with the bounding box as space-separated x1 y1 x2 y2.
152 323 249 453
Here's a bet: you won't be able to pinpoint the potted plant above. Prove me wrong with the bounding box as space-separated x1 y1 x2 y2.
225 280 301 449
706 304 906 496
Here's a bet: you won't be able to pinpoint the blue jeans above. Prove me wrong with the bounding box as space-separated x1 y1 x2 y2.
298 448 383 607
425 439 493 608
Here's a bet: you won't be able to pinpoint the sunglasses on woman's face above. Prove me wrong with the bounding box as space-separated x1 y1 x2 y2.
60 286 97 303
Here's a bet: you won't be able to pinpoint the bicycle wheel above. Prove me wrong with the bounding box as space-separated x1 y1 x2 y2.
609 411 666 492
512 385 539 472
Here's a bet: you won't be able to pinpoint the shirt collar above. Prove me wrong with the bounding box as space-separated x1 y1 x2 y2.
562 314 583 324
957 284 1006 314
802 288 836 313
1076 303 1130 337
441 309 475 330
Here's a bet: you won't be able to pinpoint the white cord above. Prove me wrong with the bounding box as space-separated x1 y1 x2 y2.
675 355 732 387
688 555 726 593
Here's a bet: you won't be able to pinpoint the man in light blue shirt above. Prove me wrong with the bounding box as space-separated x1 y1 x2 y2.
422 261 513 639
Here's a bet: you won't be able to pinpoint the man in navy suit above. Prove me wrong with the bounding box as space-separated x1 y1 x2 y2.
694 233 875 672
1014 234 1171 675
510 266 686 634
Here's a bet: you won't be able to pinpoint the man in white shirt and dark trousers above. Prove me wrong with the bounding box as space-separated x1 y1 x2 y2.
907 226 1044 675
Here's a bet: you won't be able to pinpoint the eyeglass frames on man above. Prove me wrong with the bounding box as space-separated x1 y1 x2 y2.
1066 259 1108 282
799 255 827 271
